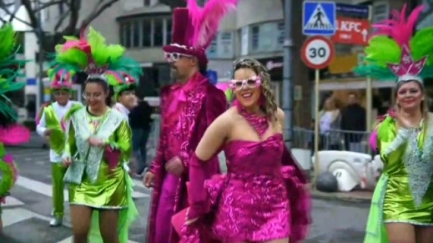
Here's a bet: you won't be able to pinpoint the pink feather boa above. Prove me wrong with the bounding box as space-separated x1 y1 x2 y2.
0 125 31 145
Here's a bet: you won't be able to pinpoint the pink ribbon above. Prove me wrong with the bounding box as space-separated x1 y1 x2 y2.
165 73 207 126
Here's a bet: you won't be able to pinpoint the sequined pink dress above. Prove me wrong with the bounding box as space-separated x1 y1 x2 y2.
178 108 311 243
210 133 291 241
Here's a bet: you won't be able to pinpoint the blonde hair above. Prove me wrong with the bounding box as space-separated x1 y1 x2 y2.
232 58 278 120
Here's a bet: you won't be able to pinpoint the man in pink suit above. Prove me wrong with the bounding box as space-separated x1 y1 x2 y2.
142 2 230 242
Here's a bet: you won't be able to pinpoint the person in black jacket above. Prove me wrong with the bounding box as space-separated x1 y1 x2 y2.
129 99 153 176
341 93 366 151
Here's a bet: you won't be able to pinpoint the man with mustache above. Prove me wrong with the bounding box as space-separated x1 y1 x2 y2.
142 0 234 242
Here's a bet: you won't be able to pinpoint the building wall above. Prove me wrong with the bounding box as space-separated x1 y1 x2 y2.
39 0 414 127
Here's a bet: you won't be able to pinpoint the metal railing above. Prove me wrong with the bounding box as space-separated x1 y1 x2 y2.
291 128 371 154
146 115 372 156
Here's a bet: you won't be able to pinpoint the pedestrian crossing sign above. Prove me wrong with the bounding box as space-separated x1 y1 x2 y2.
303 1 336 36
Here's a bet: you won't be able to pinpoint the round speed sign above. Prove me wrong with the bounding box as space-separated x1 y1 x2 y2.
301 36 335 69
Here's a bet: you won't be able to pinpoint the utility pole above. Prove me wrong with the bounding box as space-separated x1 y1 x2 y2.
282 0 294 146
36 0 45 109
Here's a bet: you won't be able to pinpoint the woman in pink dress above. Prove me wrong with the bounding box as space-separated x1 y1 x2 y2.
177 58 311 243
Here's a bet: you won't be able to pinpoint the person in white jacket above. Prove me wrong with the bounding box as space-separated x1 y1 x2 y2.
36 70 81 227
113 73 138 119
112 73 142 177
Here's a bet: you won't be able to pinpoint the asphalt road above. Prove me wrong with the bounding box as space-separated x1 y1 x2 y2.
1 138 369 243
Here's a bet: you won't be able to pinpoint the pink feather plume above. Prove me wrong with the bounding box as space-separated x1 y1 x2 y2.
369 129 378 151
187 0 239 49
372 4 424 47
0 125 31 145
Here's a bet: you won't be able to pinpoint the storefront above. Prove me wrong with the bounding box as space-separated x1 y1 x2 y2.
257 56 283 81
316 53 395 118
256 56 283 106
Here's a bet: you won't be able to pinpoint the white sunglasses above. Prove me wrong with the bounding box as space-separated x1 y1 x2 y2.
164 52 193 62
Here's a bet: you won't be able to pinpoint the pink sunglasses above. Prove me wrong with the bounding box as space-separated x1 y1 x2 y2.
229 76 261 90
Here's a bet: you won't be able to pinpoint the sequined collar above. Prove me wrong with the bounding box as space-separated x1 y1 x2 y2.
238 105 269 137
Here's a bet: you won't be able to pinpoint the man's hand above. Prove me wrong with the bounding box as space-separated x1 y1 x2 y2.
63 157 72 167
88 137 105 147
143 171 155 188
44 129 51 136
165 156 184 176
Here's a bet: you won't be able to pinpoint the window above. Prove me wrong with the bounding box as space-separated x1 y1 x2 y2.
218 32 233 58
144 0 151 6
119 17 172 48
124 22 131 48
153 19 163 46
142 19 151 47
166 19 172 43
133 21 140 47
206 31 234 59
251 26 259 51
277 22 284 46
248 21 284 54
206 36 217 58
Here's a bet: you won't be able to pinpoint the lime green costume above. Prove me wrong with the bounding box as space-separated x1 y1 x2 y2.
354 4 433 242
51 27 142 242
36 69 81 225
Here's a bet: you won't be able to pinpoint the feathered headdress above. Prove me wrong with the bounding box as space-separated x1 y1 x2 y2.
47 68 74 89
50 27 142 88
113 72 138 100
0 23 27 126
0 23 30 148
355 5 433 83
162 0 239 65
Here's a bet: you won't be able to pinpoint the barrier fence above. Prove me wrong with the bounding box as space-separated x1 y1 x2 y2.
146 115 372 157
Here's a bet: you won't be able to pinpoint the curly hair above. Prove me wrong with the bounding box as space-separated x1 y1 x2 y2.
232 58 278 120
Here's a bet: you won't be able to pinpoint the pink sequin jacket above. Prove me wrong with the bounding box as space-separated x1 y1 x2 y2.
146 73 227 243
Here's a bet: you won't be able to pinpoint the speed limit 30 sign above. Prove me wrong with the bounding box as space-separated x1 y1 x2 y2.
301 36 335 69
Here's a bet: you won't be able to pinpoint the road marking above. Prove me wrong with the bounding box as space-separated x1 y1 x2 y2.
2 208 50 227
2 196 24 207
2 209 138 242
132 179 153 194
16 176 149 200
57 236 139 243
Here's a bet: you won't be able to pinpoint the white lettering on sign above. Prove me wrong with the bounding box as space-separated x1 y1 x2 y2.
337 21 362 32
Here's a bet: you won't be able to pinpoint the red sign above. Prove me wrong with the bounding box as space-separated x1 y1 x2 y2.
332 17 370 46
301 36 335 70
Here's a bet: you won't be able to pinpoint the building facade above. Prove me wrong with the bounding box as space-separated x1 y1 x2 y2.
38 0 418 127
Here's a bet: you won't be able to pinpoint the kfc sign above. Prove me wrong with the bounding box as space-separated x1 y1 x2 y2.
332 17 370 46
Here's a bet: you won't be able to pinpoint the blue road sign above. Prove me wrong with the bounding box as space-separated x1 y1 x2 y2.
336 3 370 19
207 70 218 85
303 1 336 36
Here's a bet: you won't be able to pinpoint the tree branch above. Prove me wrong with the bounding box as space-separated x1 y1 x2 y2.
54 8 71 32
63 0 80 35
7 0 22 22
79 0 119 31
20 0 39 28
33 0 63 12
0 0 33 27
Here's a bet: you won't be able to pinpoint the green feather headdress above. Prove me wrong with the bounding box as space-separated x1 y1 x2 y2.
50 27 142 88
0 23 27 125
354 4 433 84
113 73 138 100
